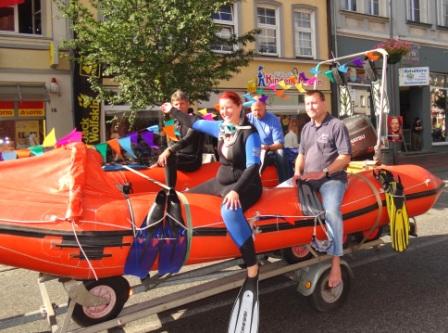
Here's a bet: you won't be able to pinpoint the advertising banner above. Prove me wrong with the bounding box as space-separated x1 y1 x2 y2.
73 58 101 144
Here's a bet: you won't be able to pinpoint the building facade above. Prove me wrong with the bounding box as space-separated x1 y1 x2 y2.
0 0 73 151
102 0 332 141
330 0 448 153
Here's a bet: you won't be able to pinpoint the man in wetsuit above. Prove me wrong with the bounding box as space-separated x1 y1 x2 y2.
157 90 204 188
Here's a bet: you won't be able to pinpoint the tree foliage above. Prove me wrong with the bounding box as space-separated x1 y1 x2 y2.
57 0 258 110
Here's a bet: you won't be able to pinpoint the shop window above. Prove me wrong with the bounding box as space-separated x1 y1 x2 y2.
256 6 280 56
294 8 316 58
0 0 42 35
431 87 448 143
0 100 45 150
211 4 238 53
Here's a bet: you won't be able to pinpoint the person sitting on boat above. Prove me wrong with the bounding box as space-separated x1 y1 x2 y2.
247 96 290 182
294 90 351 288
161 91 262 282
157 90 205 188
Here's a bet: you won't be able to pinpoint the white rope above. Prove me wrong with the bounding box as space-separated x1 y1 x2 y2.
125 196 137 237
139 216 165 230
120 164 170 190
71 220 98 281
165 212 188 230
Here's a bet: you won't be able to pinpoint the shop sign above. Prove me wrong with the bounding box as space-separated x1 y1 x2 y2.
257 65 306 87
73 55 101 144
18 101 45 117
0 101 14 117
399 67 430 86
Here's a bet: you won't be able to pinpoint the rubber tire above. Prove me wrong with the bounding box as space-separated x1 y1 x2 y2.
282 245 314 264
307 265 351 312
72 277 130 327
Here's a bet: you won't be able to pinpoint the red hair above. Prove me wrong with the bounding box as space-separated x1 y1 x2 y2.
219 91 242 106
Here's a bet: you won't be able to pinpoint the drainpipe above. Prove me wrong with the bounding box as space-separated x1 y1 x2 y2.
327 0 338 117
388 0 400 163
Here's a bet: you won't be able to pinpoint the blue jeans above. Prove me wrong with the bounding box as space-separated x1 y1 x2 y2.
318 179 346 257
264 150 290 182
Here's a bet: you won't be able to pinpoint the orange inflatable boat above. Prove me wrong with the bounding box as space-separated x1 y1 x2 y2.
0 143 443 282
103 160 280 192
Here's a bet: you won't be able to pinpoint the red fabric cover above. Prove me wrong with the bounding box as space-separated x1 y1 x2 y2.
0 143 122 222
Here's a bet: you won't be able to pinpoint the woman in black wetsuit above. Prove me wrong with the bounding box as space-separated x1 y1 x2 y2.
161 91 262 280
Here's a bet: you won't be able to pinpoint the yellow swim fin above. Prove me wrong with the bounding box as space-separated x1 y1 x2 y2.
378 171 410 252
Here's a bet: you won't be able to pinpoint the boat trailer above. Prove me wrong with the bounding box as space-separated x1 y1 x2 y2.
0 238 391 333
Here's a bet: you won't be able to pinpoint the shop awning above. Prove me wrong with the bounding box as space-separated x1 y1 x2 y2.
0 0 24 8
0 83 49 102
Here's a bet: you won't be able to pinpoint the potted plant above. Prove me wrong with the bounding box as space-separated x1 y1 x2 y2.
376 38 412 64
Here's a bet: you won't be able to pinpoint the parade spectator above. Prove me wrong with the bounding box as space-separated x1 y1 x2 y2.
411 117 423 151
247 97 289 182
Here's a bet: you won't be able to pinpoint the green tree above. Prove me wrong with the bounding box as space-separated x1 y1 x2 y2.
57 0 257 111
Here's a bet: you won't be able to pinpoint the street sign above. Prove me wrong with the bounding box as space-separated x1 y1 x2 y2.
399 67 430 86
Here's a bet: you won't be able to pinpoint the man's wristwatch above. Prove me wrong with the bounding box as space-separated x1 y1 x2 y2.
323 167 330 178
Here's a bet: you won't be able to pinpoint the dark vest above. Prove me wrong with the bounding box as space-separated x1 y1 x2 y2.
173 120 204 160
216 121 257 185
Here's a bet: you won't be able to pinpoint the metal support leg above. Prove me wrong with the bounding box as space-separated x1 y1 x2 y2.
58 299 76 333
38 273 59 333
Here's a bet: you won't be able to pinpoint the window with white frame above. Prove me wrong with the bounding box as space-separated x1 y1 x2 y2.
256 6 280 56
211 4 237 53
342 0 357 11
438 0 448 26
0 0 42 35
294 8 316 58
366 0 380 15
407 0 429 23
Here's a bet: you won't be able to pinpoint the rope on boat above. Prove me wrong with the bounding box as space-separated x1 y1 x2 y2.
141 216 165 230
165 212 188 230
349 172 383 246
124 195 137 237
175 191 193 267
119 164 171 191
71 220 98 281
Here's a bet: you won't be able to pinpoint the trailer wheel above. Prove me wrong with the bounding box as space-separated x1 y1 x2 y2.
72 277 130 327
282 245 313 264
307 265 351 312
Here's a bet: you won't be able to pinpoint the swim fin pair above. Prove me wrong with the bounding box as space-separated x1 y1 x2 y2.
377 170 410 252
228 274 259 333
124 189 188 278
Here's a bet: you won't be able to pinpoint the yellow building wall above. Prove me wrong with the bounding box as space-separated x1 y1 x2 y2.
218 0 331 93
236 0 328 58
0 48 70 71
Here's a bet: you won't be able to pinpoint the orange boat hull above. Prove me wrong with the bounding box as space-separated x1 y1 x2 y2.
0 144 443 280
104 162 280 192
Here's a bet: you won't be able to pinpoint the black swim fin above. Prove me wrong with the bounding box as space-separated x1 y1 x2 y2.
124 190 166 278
158 189 188 275
228 275 259 333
